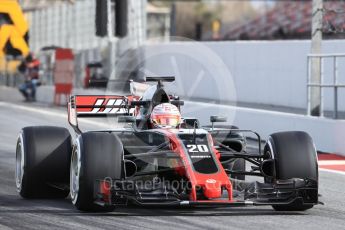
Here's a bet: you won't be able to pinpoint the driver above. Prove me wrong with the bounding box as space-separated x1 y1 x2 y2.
150 103 181 129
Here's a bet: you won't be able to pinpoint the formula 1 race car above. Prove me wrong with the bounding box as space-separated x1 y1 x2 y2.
15 76 319 212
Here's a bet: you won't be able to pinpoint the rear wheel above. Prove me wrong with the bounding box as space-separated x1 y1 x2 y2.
264 131 318 211
16 126 71 198
70 132 124 212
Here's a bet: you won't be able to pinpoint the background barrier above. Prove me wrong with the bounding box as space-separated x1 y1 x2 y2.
144 40 345 112
54 48 74 105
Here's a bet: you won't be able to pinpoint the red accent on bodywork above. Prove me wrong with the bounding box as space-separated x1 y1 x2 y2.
100 180 111 204
159 130 233 201
211 139 221 160
204 180 222 198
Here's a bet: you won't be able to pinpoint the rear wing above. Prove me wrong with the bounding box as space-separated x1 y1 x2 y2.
129 76 175 97
130 81 150 97
68 95 137 133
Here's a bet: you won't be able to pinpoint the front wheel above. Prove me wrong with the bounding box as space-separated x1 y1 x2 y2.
264 131 318 211
70 132 124 212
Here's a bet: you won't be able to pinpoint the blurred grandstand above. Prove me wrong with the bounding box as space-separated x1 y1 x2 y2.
224 1 345 40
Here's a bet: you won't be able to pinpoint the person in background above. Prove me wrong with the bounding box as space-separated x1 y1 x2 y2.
18 53 40 102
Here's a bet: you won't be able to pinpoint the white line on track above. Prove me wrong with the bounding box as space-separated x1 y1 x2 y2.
319 168 345 176
0 102 109 128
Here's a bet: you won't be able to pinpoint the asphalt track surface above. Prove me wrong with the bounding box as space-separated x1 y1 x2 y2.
0 101 344 230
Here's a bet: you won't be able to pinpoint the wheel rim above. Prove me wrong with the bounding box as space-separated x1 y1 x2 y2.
70 146 80 204
15 136 24 192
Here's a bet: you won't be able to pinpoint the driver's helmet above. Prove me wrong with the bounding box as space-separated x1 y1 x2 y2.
150 103 181 128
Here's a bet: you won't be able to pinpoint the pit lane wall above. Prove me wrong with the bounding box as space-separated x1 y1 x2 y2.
183 101 345 156
144 40 345 111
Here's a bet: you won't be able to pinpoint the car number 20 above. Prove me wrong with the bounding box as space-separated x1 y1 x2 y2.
186 144 209 153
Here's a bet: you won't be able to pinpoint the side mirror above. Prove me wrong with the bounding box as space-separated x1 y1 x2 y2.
210 115 227 123
210 116 227 131
118 116 136 123
181 118 200 129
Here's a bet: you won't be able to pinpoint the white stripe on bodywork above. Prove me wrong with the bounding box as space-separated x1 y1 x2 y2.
90 99 104 113
109 99 123 113
102 99 116 113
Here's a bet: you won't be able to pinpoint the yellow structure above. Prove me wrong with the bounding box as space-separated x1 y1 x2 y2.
0 0 29 72
212 19 221 39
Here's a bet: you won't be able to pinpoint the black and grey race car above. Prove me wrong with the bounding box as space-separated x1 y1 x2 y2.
15 77 319 212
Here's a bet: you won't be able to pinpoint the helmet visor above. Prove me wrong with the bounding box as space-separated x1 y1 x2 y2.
152 115 180 127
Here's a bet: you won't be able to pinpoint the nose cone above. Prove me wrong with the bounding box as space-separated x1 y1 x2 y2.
203 179 222 198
